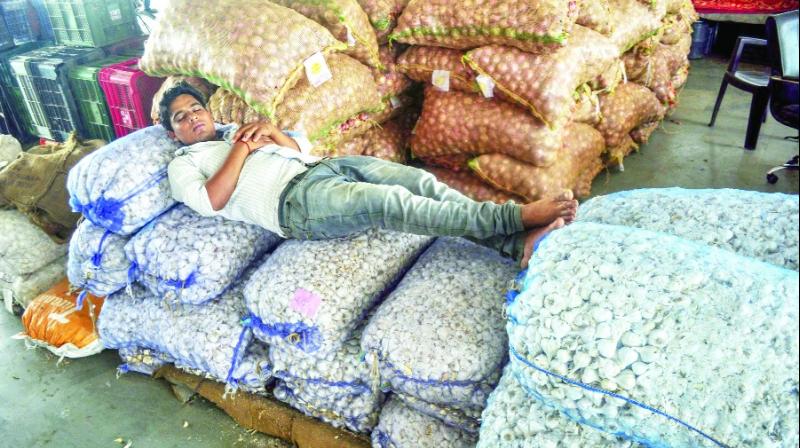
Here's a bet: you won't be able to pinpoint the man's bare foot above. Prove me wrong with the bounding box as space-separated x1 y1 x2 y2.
521 190 578 228
520 218 565 268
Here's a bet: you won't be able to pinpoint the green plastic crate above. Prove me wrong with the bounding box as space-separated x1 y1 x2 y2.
43 0 140 48
0 42 49 140
10 45 105 141
0 41 49 89
68 55 129 142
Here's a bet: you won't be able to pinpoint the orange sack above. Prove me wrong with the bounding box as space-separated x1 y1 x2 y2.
16 279 104 358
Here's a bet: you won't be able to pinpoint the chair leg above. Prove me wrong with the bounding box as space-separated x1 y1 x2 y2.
761 98 769 123
708 79 728 127
744 91 770 150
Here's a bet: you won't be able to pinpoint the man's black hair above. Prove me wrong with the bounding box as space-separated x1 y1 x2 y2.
158 83 207 132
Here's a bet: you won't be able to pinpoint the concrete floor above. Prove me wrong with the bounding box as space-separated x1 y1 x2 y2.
0 57 798 448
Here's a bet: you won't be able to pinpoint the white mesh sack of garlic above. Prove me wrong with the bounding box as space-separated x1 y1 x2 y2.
1 255 66 311
361 237 517 412
395 393 481 435
68 219 132 298
578 188 800 270
97 280 272 392
125 205 282 305
0 209 66 278
67 124 234 235
117 346 173 376
507 221 799 448
270 318 384 433
274 380 383 434
244 229 432 356
371 395 477 448
477 365 634 447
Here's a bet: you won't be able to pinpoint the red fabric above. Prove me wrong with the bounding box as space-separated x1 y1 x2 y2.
693 0 798 14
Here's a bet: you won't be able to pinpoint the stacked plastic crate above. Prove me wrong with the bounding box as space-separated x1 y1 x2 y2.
98 58 163 137
0 40 47 141
7 0 148 142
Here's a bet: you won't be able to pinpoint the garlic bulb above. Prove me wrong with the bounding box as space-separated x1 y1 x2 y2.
372 395 477 448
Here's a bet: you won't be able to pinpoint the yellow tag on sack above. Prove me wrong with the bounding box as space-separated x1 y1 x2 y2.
304 52 333 88
432 70 450 92
476 74 495 98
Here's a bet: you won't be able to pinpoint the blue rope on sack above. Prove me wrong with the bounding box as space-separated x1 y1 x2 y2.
91 230 113 267
508 346 728 448
83 169 171 231
225 316 254 387
163 271 197 291
75 290 88 311
246 314 323 353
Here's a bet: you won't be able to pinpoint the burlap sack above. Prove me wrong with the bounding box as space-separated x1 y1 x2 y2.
0 134 104 242
469 123 606 201
463 26 620 128
271 0 381 68
391 0 578 53
140 0 347 120
150 76 218 124
596 82 664 147
410 88 563 167
424 166 523 203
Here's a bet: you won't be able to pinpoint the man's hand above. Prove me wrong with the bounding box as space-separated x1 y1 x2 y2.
233 121 278 144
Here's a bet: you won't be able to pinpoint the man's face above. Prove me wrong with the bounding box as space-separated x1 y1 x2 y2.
168 94 216 145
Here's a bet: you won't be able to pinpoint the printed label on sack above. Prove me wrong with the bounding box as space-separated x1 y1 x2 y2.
432 70 450 92
108 3 122 21
345 25 356 47
389 96 402 109
304 53 333 88
476 74 495 98
290 288 322 319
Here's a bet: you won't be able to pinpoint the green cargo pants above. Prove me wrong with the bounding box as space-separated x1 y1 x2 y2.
278 156 527 262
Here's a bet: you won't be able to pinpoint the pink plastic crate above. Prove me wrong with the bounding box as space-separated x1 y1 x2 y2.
98 58 165 138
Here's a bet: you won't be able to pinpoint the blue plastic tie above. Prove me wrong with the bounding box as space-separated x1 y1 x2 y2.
75 290 88 311
225 323 252 386
91 230 113 267
509 346 728 448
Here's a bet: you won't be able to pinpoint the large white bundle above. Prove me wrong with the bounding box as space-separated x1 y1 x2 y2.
477 366 633 447
67 126 224 235
67 219 132 298
0 134 21 168
361 237 516 411
97 282 272 392
270 320 383 433
578 188 800 270
244 229 432 355
508 222 799 448
0 209 66 277
126 205 282 305
371 396 477 448
1 256 66 312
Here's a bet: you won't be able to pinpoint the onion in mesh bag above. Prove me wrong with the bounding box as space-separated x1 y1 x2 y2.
67 219 133 298
140 0 347 120
244 229 432 356
361 237 517 410
507 222 799 448
410 88 563 167
603 134 638 169
390 0 578 53
336 118 412 162
270 0 381 68
397 46 479 93
629 121 659 145
607 0 663 53
478 366 634 447
125 205 282 306
577 0 613 35
357 0 398 42
424 166 524 204
371 396 477 448
371 45 412 99
468 123 606 201
463 26 620 128
98 281 272 392
578 188 800 270
596 82 665 147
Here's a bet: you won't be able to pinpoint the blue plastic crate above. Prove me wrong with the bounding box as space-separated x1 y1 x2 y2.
0 0 37 45
0 13 13 50
10 45 105 141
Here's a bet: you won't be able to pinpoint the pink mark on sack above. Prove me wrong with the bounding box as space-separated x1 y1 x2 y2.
289 288 322 319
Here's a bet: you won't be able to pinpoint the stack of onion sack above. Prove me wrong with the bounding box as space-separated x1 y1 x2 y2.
506 218 799 446
389 0 696 200
361 238 518 444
